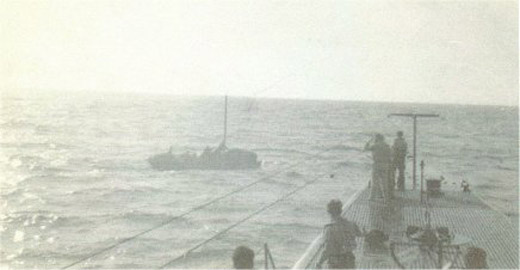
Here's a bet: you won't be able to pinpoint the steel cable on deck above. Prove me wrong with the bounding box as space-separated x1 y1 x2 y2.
60 146 337 269
158 170 334 269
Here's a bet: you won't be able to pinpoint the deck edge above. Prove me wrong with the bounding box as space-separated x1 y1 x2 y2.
292 185 368 269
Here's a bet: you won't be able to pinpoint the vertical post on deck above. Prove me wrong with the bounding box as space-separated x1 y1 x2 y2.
420 160 425 202
268 246 276 269
413 116 417 189
223 95 228 146
264 243 268 269
388 113 439 193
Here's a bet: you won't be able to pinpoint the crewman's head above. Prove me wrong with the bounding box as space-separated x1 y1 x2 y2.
375 133 385 142
233 246 255 269
464 247 488 269
397 131 403 137
327 199 343 217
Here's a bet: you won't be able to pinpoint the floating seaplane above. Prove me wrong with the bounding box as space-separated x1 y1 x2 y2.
148 96 261 171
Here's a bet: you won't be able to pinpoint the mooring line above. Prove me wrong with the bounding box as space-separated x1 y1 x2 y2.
158 171 333 269
60 147 334 269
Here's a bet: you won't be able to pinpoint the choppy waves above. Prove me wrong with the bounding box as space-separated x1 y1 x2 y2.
1 94 517 268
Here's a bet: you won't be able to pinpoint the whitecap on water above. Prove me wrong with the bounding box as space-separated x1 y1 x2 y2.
23 192 37 200
49 157 68 167
13 230 24 242
31 214 39 224
10 159 22 168
87 169 101 176
2 248 24 262
19 192 43 204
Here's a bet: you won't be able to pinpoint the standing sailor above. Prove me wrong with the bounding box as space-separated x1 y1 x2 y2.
392 131 408 191
317 199 364 269
364 133 393 201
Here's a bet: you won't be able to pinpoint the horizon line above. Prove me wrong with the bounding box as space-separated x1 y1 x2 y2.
3 87 519 108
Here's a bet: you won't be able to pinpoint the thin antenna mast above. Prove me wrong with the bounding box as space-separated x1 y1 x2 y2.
223 95 228 146
388 113 439 191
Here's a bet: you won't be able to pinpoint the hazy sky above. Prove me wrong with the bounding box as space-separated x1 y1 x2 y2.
1 0 518 105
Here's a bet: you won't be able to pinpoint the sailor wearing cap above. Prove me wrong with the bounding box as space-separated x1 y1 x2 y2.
392 131 408 191
317 200 364 269
365 133 393 201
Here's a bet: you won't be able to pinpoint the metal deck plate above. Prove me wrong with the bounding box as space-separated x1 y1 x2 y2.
342 189 519 269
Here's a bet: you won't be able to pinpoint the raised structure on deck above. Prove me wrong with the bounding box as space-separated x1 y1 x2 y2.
294 188 519 269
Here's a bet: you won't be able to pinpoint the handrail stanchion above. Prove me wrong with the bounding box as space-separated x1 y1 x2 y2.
268 247 276 269
264 243 269 269
264 243 276 269
420 160 425 203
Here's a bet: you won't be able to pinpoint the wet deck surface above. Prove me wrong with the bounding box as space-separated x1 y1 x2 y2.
296 188 519 269
346 189 519 269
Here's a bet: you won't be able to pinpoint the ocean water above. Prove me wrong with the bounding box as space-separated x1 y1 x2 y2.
0 91 518 269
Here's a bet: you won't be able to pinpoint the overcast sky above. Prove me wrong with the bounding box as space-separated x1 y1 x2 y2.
1 0 518 105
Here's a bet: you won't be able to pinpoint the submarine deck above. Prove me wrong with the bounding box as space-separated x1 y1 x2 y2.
294 188 519 269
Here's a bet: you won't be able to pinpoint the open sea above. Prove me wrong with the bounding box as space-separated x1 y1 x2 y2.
1 91 518 269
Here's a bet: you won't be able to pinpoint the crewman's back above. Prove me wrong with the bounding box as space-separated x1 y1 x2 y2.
324 217 362 254
371 141 392 166
393 137 407 158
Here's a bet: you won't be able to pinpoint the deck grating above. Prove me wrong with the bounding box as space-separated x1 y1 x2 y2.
338 189 519 269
